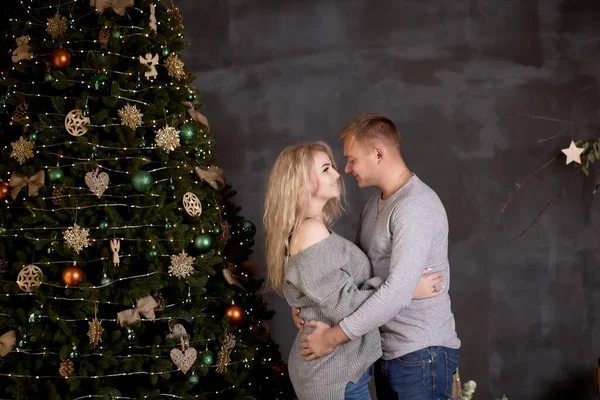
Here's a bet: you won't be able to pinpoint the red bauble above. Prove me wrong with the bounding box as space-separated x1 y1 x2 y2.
62 265 84 286
51 48 71 69
225 304 244 324
0 182 8 201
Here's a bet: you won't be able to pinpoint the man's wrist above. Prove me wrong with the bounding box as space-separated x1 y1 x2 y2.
329 325 350 347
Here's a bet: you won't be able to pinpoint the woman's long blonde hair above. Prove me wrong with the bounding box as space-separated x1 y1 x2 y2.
263 141 345 296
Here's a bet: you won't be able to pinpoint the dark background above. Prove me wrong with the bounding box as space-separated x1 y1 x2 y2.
178 0 600 398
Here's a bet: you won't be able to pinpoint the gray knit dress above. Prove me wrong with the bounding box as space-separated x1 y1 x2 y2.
283 232 383 400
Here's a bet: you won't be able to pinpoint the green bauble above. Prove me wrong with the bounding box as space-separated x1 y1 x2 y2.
0 226 6 234
127 331 136 341
161 48 170 57
131 171 153 192
194 234 213 253
111 30 121 39
45 73 55 82
90 149 97 159
188 373 199 385
47 246 55 255
241 220 256 238
91 74 110 91
164 221 173 230
82 108 90 117
200 351 214 366
100 275 111 286
184 295 193 305
70 348 79 358
28 132 37 141
212 226 221 236
47 167 64 182
179 123 196 144
18 338 27 347
194 150 203 159
186 93 195 101
168 183 176 191
99 221 109 230
28 308 42 324
148 248 159 258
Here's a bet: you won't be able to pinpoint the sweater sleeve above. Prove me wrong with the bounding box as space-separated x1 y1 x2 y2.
296 256 380 325
339 197 439 340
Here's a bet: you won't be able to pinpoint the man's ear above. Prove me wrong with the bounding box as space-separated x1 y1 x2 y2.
374 146 384 163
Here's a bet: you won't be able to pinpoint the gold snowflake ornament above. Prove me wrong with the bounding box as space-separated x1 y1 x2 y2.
10 136 35 165
169 250 195 279
87 318 104 347
164 54 186 80
63 223 91 254
47 13 68 40
155 125 181 152
118 104 143 130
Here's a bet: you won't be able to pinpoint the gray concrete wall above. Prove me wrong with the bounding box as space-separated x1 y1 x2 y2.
180 1 600 398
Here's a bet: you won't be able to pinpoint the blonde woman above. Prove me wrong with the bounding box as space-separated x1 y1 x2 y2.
263 141 441 400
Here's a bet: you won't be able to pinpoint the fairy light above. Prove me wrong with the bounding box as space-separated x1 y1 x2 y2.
40 313 207 323
0 292 197 309
0 369 179 379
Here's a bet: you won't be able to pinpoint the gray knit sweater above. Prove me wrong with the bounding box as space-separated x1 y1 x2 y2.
339 174 460 359
283 232 383 400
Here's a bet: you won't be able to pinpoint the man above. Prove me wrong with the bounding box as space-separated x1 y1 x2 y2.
296 113 460 399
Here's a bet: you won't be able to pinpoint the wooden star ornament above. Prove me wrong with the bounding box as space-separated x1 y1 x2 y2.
561 140 585 165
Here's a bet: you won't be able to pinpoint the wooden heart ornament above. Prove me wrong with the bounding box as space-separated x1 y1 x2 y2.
170 347 197 374
85 169 109 198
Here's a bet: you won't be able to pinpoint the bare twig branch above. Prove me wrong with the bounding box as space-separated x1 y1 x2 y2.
500 154 562 212
536 130 570 144
521 114 577 143
551 55 599 62
578 84 600 93
521 114 576 125
509 171 578 245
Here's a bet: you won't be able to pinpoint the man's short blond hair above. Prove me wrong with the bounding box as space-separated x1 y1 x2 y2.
339 113 401 153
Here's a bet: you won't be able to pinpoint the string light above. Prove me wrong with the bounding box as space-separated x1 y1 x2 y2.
1 369 180 379
40 313 207 323
0 292 193 309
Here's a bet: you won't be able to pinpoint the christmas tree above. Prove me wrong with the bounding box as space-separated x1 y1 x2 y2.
0 1 293 399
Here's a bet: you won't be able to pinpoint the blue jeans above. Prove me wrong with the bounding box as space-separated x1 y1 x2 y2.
374 346 459 400
344 368 372 400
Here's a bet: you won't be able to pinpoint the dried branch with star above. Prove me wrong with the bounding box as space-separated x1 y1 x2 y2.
502 115 599 243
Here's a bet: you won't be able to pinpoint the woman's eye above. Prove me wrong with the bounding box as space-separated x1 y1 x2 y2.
323 167 329 172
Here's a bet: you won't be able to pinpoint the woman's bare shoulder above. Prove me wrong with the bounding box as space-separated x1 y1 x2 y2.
289 219 330 256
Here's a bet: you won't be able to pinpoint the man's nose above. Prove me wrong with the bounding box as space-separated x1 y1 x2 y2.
344 163 351 174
